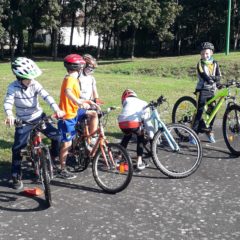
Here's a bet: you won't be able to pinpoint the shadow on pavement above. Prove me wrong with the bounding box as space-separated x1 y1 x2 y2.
0 191 49 212
203 145 237 160
50 179 110 195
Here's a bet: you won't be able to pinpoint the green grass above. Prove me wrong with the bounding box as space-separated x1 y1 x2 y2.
0 52 240 165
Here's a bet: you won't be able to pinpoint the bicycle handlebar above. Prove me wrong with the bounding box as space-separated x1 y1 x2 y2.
144 95 167 109
14 115 56 129
221 79 240 89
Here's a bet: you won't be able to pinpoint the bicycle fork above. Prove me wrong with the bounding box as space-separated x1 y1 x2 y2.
153 110 180 151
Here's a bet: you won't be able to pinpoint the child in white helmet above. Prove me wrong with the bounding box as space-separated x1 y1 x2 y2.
4 57 65 190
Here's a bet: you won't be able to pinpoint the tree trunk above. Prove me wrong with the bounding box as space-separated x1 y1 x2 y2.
130 27 136 59
51 28 58 61
97 34 101 59
84 1 87 47
233 0 240 50
115 30 120 58
87 29 91 45
69 12 75 53
16 29 24 56
0 43 4 59
105 30 113 56
27 29 35 57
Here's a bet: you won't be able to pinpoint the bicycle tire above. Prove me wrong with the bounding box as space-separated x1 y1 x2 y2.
92 143 133 194
222 104 240 156
40 147 52 207
44 147 54 180
172 96 197 126
152 123 202 178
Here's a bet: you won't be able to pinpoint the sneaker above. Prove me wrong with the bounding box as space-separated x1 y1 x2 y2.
189 136 197 145
206 132 216 143
12 176 23 190
137 162 145 171
58 169 77 180
143 160 150 168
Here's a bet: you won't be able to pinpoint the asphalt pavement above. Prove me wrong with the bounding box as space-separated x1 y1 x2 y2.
0 122 240 240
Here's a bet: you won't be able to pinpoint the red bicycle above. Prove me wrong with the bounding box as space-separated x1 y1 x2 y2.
67 107 133 194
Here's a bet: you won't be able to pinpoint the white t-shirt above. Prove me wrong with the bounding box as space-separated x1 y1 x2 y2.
118 97 154 139
79 74 97 100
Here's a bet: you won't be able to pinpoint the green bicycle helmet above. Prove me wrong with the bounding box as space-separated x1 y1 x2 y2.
11 57 42 79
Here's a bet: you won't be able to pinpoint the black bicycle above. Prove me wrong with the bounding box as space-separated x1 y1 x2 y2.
16 116 55 207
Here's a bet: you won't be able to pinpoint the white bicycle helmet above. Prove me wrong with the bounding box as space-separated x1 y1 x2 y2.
11 57 42 79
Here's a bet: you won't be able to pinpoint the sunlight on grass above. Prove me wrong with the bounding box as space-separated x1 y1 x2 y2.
0 52 239 164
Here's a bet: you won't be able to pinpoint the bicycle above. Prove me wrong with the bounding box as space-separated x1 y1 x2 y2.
67 107 133 194
172 79 240 156
15 115 56 207
143 96 202 178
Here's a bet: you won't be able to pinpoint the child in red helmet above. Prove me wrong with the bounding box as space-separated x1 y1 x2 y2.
118 89 154 171
58 54 99 179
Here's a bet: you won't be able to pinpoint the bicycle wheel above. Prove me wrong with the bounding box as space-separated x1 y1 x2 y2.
152 123 202 178
223 104 240 156
40 147 52 207
92 143 133 194
172 96 197 126
44 147 54 180
67 140 90 172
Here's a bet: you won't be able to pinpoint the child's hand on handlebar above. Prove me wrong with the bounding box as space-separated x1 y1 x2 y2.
55 110 66 119
89 100 101 110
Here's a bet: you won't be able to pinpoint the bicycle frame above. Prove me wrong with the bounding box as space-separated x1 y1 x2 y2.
150 105 180 151
19 117 54 180
200 86 237 128
75 110 116 168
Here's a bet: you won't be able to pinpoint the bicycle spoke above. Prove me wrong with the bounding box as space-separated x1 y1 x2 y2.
92 143 133 193
152 124 202 178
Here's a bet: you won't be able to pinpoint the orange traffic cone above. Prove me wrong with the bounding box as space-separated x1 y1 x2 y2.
23 187 44 196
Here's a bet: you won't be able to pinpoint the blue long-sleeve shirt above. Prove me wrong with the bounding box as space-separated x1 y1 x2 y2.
4 79 60 121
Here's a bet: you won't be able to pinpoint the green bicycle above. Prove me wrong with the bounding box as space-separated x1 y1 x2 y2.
172 80 240 156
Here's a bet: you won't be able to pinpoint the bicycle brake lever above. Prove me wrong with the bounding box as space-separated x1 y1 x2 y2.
14 118 22 126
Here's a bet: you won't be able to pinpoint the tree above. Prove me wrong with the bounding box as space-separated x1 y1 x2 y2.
0 0 8 58
233 0 240 50
61 0 83 53
118 0 161 58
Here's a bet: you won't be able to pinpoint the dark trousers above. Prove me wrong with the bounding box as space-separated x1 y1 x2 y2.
192 90 215 134
120 128 144 157
12 114 61 177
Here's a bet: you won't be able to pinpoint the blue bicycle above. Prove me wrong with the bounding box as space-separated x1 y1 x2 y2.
144 96 203 178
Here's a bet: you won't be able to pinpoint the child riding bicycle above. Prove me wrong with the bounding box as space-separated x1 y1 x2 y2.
78 54 101 142
118 89 154 170
4 57 65 190
58 54 100 179
191 42 222 143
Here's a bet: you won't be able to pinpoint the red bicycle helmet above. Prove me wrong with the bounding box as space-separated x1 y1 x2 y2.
64 54 86 71
121 89 137 103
